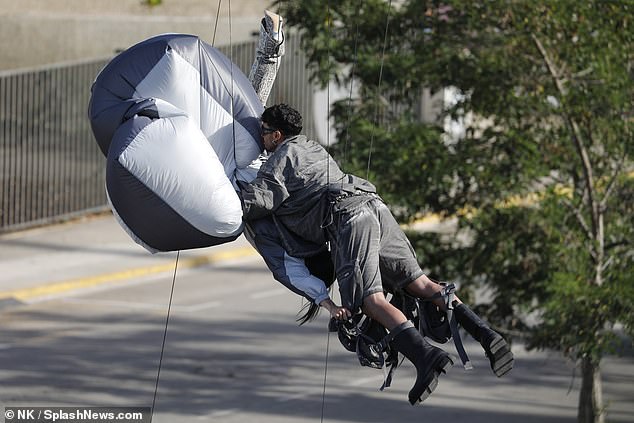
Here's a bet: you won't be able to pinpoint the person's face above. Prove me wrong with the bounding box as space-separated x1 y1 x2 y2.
261 123 282 152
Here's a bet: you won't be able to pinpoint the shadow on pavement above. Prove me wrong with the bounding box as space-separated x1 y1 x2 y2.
0 301 632 423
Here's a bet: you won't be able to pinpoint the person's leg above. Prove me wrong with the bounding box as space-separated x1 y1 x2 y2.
362 292 452 405
404 275 514 377
404 273 463 308
330 203 453 405
369 198 514 378
362 292 406 330
452 302 514 377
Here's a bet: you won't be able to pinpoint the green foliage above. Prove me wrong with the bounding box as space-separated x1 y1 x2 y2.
274 0 633 368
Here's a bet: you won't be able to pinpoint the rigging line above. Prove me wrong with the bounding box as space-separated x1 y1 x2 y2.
149 250 180 423
321 3 333 423
151 2 225 420
227 0 237 167
366 0 393 180
341 0 363 171
320 326 332 423
212 0 222 46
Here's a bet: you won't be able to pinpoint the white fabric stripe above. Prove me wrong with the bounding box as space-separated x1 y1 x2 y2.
134 49 202 125
118 115 243 237
135 49 261 179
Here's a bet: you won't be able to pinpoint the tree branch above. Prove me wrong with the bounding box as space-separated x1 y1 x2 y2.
600 153 627 209
561 198 597 262
531 33 599 237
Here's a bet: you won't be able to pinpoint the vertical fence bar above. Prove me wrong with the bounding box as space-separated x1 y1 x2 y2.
0 76 7 228
32 69 42 222
24 71 33 222
8 74 18 226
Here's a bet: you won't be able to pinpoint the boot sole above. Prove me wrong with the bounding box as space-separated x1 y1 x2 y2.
408 355 454 405
487 335 514 377
409 374 438 405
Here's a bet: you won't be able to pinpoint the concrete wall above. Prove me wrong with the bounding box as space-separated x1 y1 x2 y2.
0 0 272 70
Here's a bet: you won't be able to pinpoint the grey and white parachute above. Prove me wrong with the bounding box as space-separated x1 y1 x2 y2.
88 30 278 253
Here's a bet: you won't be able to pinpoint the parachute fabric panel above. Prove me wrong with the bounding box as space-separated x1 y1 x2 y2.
89 35 172 156
89 34 264 252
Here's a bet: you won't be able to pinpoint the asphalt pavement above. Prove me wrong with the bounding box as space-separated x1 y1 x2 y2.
0 213 632 423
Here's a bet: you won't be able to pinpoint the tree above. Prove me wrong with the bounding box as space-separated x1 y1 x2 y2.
274 1 633 422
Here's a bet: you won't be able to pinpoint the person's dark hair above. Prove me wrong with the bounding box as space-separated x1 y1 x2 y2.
296 251 336 325
261 103 303 137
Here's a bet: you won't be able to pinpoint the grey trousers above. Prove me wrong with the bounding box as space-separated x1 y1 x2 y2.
326 198 424 312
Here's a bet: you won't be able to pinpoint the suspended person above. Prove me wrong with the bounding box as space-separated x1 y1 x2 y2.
238 103 514 405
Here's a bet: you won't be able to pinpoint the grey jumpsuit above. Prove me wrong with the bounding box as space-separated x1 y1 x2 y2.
240 135 423 313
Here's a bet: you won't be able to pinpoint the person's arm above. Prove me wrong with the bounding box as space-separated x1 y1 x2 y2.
283 253 350 320
319 297 352 321
244 218 327 303
239 164 290 221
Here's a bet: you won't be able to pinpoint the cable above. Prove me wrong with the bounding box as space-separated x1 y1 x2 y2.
228 0 237 168
366 0 393 180
151 3 226 420
212 1 222 46
320 327 332 423
341 0 364 170
321 4 333 422
149 250 180 422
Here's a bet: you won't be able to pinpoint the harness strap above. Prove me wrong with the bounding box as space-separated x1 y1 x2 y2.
446 299 473 370
419 283 472 370
377 320 412 391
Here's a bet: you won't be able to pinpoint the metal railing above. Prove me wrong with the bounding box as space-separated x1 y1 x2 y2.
0 35 314 233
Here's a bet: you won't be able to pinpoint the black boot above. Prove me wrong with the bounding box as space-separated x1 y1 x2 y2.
390 321 453 405
454 303 514 377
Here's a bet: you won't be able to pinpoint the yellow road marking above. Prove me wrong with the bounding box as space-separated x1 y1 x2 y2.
5 170 633 304
0 246 258 302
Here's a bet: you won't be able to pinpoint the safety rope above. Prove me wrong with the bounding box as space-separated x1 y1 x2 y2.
211 1 222 46
320 1 390 421
150 3 227 420
149 250 180 422
227 0 238 168
340 0 364 170
366 0 393 180
320 3 333 422
320 322 332 423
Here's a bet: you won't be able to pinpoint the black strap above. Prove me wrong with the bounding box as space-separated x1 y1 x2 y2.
447 301 473 370
422 283 473 370
378 321 412 391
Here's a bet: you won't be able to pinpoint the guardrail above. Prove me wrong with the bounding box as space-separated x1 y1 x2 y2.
0 35 313 233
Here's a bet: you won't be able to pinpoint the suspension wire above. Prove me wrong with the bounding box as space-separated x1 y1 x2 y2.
318 4 390 419
366 0 393 180
340 0 364 170
227 0 238 167
150 3 228 420
320 3 333 421
212 0 222 46
149 250 180 422
319 2 367 420
320 322 332 423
